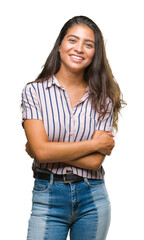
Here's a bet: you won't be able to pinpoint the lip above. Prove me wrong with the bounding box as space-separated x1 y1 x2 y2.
69 54 84 60
69 54 85 63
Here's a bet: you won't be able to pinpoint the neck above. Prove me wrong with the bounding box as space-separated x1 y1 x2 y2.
55 68 87 89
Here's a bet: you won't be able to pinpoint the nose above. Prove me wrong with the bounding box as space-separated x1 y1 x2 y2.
74 42 84 53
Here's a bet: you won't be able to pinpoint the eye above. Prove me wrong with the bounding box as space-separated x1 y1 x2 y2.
85 43 94 48
68 38 76 43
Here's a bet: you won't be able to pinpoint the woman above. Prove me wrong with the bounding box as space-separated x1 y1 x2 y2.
22 16 124 240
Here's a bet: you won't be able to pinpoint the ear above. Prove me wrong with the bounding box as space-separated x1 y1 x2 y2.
58 45 62 52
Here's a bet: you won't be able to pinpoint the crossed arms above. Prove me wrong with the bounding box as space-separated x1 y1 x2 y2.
24 119 115 171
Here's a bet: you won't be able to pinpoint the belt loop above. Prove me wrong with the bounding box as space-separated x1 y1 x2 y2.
50 173 54 185
84 177 88 183
84 177 90 186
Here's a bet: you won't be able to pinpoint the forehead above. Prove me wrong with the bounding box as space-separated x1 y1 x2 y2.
65 24 95 41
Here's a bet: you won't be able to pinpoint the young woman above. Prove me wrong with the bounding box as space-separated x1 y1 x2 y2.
22 16 124 240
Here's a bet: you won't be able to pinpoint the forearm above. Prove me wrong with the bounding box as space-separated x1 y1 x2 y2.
24 120 98 163
33 140 97 163
64 152 105 170
26 140 104 168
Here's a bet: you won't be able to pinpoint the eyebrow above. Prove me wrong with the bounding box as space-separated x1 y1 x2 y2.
67 34 95 44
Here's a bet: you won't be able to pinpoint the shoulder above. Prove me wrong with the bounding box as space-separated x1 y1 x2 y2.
22 80 49 95
99 96 113 112
22 82 35 92
106 96 112 104
106 97 113 108
104 97 113 115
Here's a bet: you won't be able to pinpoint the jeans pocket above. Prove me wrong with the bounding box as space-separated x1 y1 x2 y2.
33 179 50 193
84 178 104 188
32 179 52 206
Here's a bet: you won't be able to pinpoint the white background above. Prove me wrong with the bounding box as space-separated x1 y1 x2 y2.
0 0 144 239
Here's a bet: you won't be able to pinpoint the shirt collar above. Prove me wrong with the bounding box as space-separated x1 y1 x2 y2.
46 75 65 90
45 75 89 102
78 87 89 103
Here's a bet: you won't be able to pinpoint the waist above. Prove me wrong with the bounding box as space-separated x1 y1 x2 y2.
33 161 105 180
34 168 85 183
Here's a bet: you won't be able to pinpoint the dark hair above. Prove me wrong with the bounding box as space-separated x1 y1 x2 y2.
34 15 126 131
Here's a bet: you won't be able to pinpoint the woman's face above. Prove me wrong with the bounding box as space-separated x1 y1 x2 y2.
59 24 95 74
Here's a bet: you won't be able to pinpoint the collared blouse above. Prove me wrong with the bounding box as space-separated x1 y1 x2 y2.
22 75 113 179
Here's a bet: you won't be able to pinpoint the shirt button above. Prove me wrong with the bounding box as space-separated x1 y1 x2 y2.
71 114 73 118
69 131 73 135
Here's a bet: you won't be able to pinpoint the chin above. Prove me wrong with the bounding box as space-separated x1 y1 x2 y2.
67 64 88 74
69 67 85 74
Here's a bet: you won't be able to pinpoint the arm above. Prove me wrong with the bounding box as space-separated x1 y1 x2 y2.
61 97 115 170
64 153 105 170
64 130 110 170
24 119 114 163
26 142 104 170
25 121 114 170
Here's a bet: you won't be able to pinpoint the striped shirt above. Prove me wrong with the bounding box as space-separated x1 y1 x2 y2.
22 75 113 179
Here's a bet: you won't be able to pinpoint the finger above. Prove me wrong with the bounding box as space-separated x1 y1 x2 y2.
107 132 114 137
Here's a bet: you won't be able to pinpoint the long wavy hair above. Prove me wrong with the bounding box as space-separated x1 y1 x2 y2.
34 16 126 131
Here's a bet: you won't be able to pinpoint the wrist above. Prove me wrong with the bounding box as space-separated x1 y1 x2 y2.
89 139 100 152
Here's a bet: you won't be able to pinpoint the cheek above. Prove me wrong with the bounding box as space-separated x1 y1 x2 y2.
58 48 66 61
59 42 71 53
88 50 95 61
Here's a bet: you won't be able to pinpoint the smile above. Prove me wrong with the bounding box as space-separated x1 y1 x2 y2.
70 55 84 61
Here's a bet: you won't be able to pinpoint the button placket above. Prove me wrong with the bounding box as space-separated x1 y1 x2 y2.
69 112 75 139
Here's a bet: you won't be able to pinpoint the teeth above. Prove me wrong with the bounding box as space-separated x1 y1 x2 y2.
71 55 83 60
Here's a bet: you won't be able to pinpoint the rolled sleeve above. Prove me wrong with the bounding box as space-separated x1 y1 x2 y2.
21 83 42 126
96 98 113 132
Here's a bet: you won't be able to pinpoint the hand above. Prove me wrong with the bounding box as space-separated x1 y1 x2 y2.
25 142 35 158
92 130 115 156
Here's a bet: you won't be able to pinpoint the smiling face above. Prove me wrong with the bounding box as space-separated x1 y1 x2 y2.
58 24 95 74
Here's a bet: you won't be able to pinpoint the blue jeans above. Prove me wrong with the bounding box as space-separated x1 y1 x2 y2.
27 175 111 240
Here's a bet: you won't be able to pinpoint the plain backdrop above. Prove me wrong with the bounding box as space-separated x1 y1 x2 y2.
0 0 144 239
